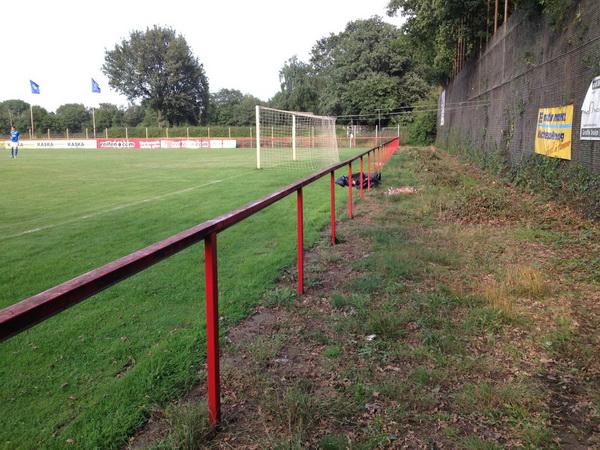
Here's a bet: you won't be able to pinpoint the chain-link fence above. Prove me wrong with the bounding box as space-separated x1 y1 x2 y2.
438 0 600 176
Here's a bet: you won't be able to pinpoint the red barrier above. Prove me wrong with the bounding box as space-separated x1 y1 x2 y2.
0 138 399 426
297 189 304 295
204 233 220 424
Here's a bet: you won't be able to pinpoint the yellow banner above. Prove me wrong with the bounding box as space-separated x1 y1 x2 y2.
535 105 573 160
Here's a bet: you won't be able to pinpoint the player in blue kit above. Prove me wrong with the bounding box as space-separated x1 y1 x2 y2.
10 126 20 158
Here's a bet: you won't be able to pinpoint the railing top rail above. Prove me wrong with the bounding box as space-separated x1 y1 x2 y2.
0 139 397 342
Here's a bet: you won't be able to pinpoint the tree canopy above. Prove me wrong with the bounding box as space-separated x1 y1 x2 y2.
308 17 429 124
270 56 319 114
385 0 571 84
208 89 264 126
102 26 209 127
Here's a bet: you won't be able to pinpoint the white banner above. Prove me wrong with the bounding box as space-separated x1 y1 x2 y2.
160 139 237 149
4 140 97 149
581 75 600 140
439 90 446 126
209 139 237 149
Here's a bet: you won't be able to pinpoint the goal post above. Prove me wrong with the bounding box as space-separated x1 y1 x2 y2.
255 106 340 170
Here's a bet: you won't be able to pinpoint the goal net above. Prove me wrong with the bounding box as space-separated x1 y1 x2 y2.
255 106 340 170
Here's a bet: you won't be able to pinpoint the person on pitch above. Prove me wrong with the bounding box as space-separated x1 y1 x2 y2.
9 126 20 158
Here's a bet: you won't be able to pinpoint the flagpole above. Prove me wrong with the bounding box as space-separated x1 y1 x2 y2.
91 78 101 139
29 80 40 138
30 105 35 138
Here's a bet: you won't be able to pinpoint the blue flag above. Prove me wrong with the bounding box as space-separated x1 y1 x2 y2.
92 78 101 93
30 80 40 94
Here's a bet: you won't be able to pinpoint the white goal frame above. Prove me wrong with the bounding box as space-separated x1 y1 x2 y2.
255 106 340 170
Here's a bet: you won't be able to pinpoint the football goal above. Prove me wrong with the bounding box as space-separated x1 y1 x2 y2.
255 106 340 170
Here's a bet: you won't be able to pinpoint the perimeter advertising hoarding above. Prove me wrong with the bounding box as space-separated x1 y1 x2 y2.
98 139 144 149
3 139 237 150
97 139 236 149
534 105 573 160
160 139 236 149
3 140 98 149
581 75 600 140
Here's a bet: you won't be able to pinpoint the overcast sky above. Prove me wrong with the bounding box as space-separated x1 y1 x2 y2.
3 0 405 112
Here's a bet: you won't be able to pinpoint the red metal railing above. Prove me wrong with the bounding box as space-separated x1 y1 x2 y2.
0 137 399 425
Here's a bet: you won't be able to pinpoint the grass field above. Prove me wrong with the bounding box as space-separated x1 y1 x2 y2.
0 147 361 448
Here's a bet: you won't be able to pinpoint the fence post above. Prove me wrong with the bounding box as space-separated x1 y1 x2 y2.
348 163 353 219
330 172 336 245
204 233 221 425
359 157 364 198
297 189 304 294
366 153 370 189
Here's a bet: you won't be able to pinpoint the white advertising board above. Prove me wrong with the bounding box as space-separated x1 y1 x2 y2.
581 76 600 140
4 140 98 149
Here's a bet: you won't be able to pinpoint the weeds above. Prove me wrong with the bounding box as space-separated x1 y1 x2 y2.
263 286 297 307
148 401 214 449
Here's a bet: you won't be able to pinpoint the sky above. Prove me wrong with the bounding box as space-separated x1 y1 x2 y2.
2 0 405 113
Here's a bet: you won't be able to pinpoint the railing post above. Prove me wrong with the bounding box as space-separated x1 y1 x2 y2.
348 163 353 219
204 233 220 425
359 156 364 198
367 153 372 190
330 172 336 245
297 189 304 294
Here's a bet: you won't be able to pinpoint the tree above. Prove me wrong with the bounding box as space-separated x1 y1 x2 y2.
102 26 209 127
309 17 429 125
0 100 31 134
385 1 563 84
208 89 245 125
56 104 90 133
39 112 63 135
93 103 124 130
230 95 263 126
208 89 263 126
121 104 146 127
271 56 319 113
389 0 490 84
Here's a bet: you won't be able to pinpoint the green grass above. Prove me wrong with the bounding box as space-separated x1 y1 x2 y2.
0 147 347 448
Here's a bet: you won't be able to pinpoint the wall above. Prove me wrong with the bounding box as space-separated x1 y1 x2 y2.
437 0 600 175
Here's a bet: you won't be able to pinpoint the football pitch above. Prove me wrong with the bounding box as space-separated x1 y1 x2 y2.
0 147 352 447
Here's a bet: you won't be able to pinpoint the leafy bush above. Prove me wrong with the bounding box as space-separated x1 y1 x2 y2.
398 91 438 145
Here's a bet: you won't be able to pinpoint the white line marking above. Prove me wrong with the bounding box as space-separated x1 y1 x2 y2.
2 175 241 241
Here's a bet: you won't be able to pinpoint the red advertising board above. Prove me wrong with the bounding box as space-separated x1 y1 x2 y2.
97 139 143 149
